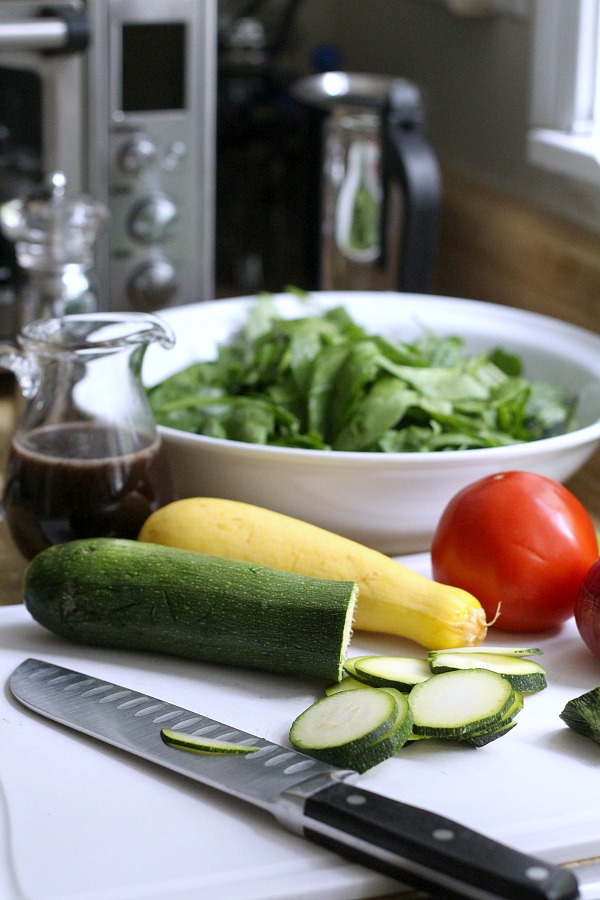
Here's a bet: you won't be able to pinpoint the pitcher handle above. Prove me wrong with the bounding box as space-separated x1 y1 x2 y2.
0 344 39 398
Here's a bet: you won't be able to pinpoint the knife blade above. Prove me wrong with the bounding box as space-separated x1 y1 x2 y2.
9 657 579 900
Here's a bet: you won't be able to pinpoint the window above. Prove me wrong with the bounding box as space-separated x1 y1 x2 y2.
528 0 600 184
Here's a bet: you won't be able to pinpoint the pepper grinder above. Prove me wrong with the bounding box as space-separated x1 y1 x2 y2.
0 172 108 328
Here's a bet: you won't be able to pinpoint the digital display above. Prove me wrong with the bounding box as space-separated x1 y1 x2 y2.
121 23 186 112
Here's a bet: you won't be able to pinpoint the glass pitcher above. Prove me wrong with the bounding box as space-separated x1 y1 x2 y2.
0 312 175 559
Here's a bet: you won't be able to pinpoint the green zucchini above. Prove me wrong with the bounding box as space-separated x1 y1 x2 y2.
342 657 372 683
376 688 415 752
352 655 432 691
23 537 357 682
160 730 260 755
429 646 542 657
289 686 413 773
461 690 524 746
408 668 516 738
428 650 547 692
560 687 600 744
290 687 398 753
325 675 365 695
463 720 517 747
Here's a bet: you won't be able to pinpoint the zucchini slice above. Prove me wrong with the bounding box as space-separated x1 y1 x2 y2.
325 675 365 695
290 687 398 753
408 668 516 738
361 689 414 762
428 651 547 692
462 690 524 745
342 657 376 684
429 646 542 657
160 729 260 755
352 655 432 691
289 686 411 772
463 720 518 747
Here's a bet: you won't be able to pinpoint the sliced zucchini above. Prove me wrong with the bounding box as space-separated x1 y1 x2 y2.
463 720 517 747
325 675 365 695
160 729 260 755
289 686 398 753
319 688 414 772
289 686 410 773
408 668 516 738
342 656 376 684
352 655 432 691
461 690 524 746
377 688 415 752
429 646 542 657
428 651 547 693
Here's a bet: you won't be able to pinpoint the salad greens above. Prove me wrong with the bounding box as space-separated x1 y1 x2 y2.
148 294 577 452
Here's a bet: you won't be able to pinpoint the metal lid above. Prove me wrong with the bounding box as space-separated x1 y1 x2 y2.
290 71 417 110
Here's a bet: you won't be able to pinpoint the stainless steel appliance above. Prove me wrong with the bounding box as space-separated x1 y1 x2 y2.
291 72 442 294
0 0 217 337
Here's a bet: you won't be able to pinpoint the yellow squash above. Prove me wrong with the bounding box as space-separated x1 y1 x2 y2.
139 497 487 650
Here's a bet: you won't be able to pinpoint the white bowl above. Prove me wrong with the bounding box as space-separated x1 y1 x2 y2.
143 292 600 554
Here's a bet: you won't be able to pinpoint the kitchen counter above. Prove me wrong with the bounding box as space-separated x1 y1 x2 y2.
2 377 600 607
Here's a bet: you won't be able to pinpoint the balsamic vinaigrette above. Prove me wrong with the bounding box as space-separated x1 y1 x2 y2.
3 422 173 560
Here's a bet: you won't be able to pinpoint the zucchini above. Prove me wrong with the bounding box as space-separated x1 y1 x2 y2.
23 538 357 682
463 690 524 744
325 675 365 695
161 730 260 755
408 668 516 738
342 657 372 683
428 650 547 692
560 687 600 744
289 686 413 773
290 688 398 753
429 646 542 657
304 668 525 766
464 720 517 747
352 655 432 691
368 689 414 760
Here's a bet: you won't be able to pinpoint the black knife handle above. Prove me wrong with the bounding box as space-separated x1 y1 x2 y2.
303 782 579 900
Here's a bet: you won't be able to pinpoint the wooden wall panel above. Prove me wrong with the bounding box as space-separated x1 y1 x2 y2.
434 169 600 336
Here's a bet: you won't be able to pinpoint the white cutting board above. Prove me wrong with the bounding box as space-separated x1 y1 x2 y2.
3 553 600 900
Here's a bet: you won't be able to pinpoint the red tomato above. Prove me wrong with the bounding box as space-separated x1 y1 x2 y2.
430 471 599 633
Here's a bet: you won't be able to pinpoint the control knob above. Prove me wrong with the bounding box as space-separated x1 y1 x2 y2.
117 136 157 174
128 194 178 244
127 258 179 310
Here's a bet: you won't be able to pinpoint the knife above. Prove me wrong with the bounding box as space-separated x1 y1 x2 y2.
9 658 579 900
